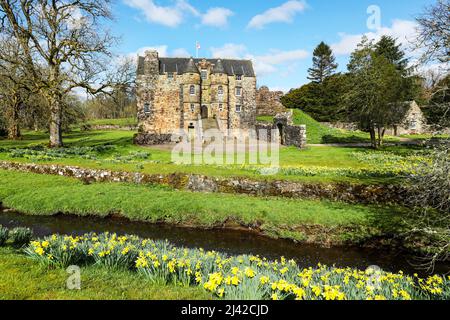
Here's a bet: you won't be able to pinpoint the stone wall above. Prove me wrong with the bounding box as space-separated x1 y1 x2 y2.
133 133 175 145
0 161 407 205
256 86 286 116
322 101 430 136
256 112 307 148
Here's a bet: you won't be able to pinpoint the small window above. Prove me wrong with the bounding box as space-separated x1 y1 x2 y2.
235 87 242 96
235 105 241 113
236 75 242 81
219 104 223 112
201 70 207 80
144 102 151 114
190 104 195 113
168 72 174 79
189 85 195 95
218 86 223 95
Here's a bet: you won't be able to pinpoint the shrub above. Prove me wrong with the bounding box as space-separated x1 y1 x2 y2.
9 227 33 248
0 225 9 246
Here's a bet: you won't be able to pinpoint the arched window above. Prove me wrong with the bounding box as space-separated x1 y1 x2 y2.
218 86 223 95
189 85 195 95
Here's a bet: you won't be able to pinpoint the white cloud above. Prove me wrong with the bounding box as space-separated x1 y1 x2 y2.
210 43 309 77
123 0 199 27
133 45 169 57
123 0 233 28
247 0 306 29
172 48 191 57
127 45 191 60
210 43 247 59
331 19 418 55
201 7 234 28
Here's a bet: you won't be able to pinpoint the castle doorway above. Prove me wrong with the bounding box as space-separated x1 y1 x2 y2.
201 105 208 119
277 123 284 145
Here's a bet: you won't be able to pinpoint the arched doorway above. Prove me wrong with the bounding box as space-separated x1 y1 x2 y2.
277 123 284 145
201 105 208 119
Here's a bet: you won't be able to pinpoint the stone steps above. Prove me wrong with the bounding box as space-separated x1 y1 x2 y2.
202 118 219 131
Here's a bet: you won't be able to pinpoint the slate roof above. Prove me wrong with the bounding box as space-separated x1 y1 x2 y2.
137 56 255 77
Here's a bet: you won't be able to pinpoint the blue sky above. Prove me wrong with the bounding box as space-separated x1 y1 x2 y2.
110 0 435 91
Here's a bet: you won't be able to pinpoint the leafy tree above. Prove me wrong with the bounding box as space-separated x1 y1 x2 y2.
281 73 349 122
344 37 406 149
307 42 338 83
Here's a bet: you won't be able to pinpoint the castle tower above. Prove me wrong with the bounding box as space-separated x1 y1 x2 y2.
136 50 159 132
211 59 229 129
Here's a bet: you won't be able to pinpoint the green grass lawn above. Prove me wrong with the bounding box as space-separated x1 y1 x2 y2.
258 109 402 145
0 169 406 244
0 247 211 300
0 129 422 184
83 117 138 127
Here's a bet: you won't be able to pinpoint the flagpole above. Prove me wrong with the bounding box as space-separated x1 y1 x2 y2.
196 41 199 58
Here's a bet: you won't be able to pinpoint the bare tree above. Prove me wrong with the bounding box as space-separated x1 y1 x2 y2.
0 0 118 147
415 0 450 65
406 146 450 269
0 38 30 139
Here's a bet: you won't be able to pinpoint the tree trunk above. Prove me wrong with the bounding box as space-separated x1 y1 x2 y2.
369 127 377 149
6 98 21 140
49 93 63 148
377 126 384 148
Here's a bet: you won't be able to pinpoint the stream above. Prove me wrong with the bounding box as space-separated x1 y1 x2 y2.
1 209 448 276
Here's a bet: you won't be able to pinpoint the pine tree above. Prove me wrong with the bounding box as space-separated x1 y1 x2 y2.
375 36 408 73
307 42 338 83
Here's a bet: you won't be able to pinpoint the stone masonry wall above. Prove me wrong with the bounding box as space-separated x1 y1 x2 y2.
0 161 406 205
256 86 286 116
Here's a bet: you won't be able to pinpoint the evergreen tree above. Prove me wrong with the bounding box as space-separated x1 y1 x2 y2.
375 35 408 73
307 42 338 83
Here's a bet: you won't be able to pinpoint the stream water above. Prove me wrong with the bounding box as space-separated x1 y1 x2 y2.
1 210 448 276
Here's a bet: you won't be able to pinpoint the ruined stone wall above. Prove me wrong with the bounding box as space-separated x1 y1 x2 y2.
256 112 307 148
256 86 286 116
0 161 407 205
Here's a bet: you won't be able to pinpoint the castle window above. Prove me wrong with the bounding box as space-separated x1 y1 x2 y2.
189 85 195 95
235 105 241 113
235 87 242 96
168 72 173 79
190 104 195 112
218 86 223 95
219 104 223 112
201 70 207 80
144 102 151 114
236 75 242 81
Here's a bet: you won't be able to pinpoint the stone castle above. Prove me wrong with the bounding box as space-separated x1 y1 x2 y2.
134 50 306 148
134 50 257 144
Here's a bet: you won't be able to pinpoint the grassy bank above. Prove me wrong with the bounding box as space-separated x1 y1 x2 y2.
0 129 428 184
258 109 402 145
0 247 210 300
0 169 406 245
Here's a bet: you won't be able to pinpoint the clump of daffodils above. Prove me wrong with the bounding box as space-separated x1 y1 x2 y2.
24 232 450 300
